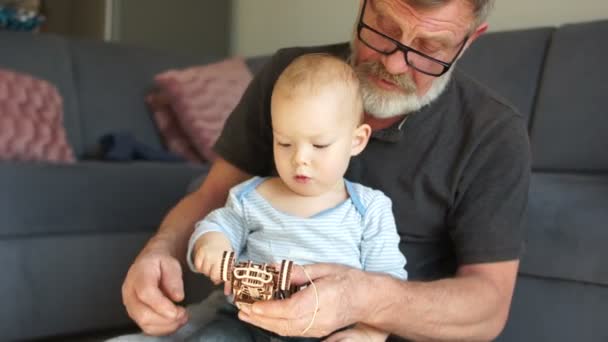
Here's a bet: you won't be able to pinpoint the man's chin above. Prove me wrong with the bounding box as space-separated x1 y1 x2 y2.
363 71 454 118
362 92 423 118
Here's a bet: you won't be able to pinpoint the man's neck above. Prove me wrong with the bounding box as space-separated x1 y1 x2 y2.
364 113 406 131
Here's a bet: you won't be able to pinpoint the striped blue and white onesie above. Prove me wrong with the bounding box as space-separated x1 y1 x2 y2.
187 176 407 280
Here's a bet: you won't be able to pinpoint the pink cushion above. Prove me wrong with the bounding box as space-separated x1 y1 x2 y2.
149 57 253 162
146 92 203 163
0 69 75 163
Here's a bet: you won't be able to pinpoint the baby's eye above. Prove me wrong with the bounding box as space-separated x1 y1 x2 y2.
277 142 291 148
313 144 330 149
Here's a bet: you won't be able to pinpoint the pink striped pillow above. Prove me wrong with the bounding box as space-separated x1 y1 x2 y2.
0 69 75 163
146 91 203 163
149 57 253 162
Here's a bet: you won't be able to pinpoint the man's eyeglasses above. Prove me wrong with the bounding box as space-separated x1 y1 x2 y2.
357 0 468 77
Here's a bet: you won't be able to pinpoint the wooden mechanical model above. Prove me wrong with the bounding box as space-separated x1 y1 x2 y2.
220 251 299 309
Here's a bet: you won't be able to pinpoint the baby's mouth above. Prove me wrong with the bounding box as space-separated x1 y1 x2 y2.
294 175 310 183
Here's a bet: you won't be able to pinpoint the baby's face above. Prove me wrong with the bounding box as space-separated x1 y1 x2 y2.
271 87 362 197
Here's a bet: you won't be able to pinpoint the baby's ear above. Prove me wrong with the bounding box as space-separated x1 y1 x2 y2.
351 123 372 156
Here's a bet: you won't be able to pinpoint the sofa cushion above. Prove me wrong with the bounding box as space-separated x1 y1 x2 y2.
530 20 608 171
146 92 203 163
520 172 608 286
0 161 208 237
0 68 75 163
458 27 554 123
0 31 82 155
150 57 253 162
0 232 212 340
498 275 608 341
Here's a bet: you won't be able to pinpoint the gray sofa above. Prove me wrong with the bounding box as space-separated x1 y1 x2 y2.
0 19 606 341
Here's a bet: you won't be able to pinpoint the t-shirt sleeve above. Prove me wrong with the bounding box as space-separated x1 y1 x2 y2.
213 50 294 176
361 192 408 280
448 113 531 265
186 186 249 273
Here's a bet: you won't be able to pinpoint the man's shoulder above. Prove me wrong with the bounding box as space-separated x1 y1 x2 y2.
451 69 524 122
445 69 528 142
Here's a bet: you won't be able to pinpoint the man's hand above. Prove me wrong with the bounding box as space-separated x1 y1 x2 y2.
238 263 369 338
121 241 188 336
192 231 233 285
324 323 388 342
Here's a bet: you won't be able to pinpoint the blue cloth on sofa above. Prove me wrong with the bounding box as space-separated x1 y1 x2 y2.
99 132 184 162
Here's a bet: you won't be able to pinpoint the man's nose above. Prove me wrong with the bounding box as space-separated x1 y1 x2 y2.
381 49 410 75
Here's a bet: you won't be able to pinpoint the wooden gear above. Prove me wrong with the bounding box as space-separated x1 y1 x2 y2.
220 251 298 309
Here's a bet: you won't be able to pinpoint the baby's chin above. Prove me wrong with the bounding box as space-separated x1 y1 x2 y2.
284 184 324 197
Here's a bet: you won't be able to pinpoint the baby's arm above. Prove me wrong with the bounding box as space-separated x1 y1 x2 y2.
186 185 249 282
360 192 408 280
192 231 232 284
348 191 406 340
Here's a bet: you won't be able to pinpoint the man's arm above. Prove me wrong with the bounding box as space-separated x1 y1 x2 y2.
152 158 252 261
121 157 250 335
239 260 518 341
362 260 519 341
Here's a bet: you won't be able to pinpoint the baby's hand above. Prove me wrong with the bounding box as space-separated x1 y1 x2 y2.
324 323 388 342
193 232 232 285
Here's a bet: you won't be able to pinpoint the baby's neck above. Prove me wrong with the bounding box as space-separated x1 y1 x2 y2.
256 177 348 218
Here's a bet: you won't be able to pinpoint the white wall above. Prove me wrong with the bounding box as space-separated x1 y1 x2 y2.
490 0 608 31
230 0 608 57
231 1 358 57
111 0 230 57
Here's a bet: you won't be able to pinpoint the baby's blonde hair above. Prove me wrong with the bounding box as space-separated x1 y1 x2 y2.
273 53 364 124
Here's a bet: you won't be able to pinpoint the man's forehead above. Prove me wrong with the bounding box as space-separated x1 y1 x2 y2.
372 0 474 37
401 0 447 9
377 0 472 16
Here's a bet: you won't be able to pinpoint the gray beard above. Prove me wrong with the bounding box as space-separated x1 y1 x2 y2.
349 51 454 119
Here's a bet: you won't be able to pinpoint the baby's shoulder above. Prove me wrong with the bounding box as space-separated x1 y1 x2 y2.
345 180 392 216
228 176 267 201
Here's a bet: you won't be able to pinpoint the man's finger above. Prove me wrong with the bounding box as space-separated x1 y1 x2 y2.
125 295 186 334
321 329 352 342
135 273 181 320
239 309 305 337
248 286 316 319
160 258 184 302
140 311 188 336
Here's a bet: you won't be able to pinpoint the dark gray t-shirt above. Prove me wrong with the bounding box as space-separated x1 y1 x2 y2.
214 43 531 281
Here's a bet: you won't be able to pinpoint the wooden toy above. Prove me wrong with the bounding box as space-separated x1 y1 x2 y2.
220 251 298 309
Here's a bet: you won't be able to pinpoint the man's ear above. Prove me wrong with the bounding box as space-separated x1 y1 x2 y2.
463 22 489 52
351 123 372 156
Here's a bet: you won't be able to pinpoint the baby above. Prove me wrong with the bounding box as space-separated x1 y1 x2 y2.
187 53 407 341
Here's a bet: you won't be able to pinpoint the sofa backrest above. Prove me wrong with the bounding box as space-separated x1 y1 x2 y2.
458 26 554 123
450 20 608 341
530 20 608 172
518 19 608 288
67 39 219 158
496 20 608 342
0 31 220 158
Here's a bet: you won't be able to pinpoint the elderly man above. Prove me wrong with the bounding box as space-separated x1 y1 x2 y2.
121 0 530 340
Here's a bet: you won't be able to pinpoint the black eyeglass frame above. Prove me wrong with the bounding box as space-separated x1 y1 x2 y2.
357 0 469 77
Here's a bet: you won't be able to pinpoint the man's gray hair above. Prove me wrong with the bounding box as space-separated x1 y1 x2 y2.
410 0 495 27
